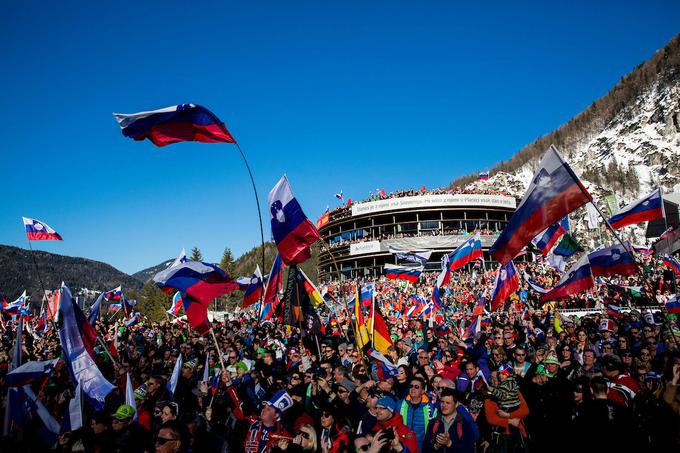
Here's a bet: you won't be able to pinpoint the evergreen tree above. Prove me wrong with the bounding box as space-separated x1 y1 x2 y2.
219 247 236 276
190 247 203 262
137 281 171 322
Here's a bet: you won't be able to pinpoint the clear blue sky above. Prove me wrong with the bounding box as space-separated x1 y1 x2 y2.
1 1 678 275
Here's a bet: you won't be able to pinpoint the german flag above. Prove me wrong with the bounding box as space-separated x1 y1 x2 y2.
367 305 393 355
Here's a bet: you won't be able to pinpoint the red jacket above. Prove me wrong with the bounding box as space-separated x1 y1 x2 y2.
372 412 419 453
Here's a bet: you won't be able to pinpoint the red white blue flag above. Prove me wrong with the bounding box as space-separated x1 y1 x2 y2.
541 254 594 302
22 217 62 241
587 244 637 277
608 188 664 230
490 261 519 311
662 256 680 276
479 171 489 181
448 234 484 271
103 286 122 301
666 295 680 314
153 261 239 305
167 292 183 317
242 265 263 308
269 176 321 265
383 264 423 283
606 304 623 318
114 104 235 147
490 146 591 264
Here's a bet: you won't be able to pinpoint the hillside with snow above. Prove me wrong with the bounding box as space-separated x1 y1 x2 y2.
460 35 680 247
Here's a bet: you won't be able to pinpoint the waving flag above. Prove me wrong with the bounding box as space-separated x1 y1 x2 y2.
367 305 393 355
167 355 183 398
366 347 399 379
87 293 105 327
154 261 238 304
479 171 490 181
524 274 550 294
114 104 235 147
6 359 59 387
18 386 61 447
490 261 519 311
181 296 211 336
490 146 591 264
448 234 483 271
299 268 324 306
463 316 481 340
472 296 485 316
3 291 28 312
553 234 584 257
44 290 61 322
335 191 343 200
588 244 637 277
531 217 569 255
125 373 138 422
269 176 321 265
61 384 83 434
124 312 141 327
108 303 122 312
541 255 594 302
662 256 680 276
58 285 114 411
167 292 183 317
242 266 264 308
608 188 664 229
389 247 433 267
103 286 122 301
22 217 62 241
665 295 680 314
263 254 284 305
606 305 623 319
383 264 423 283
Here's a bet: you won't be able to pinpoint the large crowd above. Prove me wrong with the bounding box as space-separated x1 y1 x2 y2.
1 251 679 453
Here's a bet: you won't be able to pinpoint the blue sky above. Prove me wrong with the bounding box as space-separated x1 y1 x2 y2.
1 1 678 274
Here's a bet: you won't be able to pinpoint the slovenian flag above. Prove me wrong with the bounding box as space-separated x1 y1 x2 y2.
608 188 664 230
464 316 481 340
606 304 623 318
531 217 569 255
479 171 490 181
490 261 519 311
383 264 423 283
242 266 264 308
587 244 637 277
103 286 122 301
153 261 239 305
665 295 680 314
662 256 680 276
3 291 28 312
113 104 235 147
541 255 594 302
22 217 62 241
167 291 183 317
268 176 321 265
490 145 591 265
6 359 59 387
448 234 484 271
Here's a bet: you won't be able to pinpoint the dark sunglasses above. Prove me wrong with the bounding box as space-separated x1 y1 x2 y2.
356 445 370 452
410 384 421 389
321 412 333 418
156 436 178 445
299 432 311 440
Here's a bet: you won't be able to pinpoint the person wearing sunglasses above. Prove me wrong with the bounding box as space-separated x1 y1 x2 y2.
319 406 349 453
398 377 437 449
155 420 185 453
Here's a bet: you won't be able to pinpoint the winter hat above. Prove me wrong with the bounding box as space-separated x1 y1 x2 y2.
376 396 398 413
544 352 560 366
264 390 294 414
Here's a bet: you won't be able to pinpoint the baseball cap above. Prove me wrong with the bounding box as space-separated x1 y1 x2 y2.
113 404 135 421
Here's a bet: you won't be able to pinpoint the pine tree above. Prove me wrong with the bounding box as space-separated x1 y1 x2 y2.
219 247 235 276
137 281 171 322
190 247 203 262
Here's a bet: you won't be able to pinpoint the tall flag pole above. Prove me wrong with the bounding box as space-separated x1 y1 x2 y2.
114 103 267 279
21 217 63 311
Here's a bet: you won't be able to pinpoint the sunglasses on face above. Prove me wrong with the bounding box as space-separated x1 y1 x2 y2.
299 432 311 440
410 384 421 389
156 436 178 445
321 412 332 418
337 388 349 394
356 445 370 452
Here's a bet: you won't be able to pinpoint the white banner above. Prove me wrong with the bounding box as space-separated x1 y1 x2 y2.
349 241 381 255
351 194 516 216
586 202 600 230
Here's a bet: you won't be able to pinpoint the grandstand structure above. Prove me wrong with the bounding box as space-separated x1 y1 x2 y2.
317 191 518 280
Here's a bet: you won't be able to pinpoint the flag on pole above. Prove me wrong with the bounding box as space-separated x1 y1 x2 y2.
479 171 490 181
103 286 122 301
22 217 63 241
3 291 28 313
587 244 637 277
662 256 680 276
489 262 519 311
665 295 680 314
154 261 239 304
335 191 343 200
608 188 664 229
541 255 594 302
553 234 584 257
167 355 183 398
268 175 321 265
490 145 591 264
383 264 423 283
61 383 83 433
114 104 236 147
299 268 325 306
87 293 105 327
531 217 569 255
167 292 183 317
6 359 59 387
242 266 264 308
606 305 623 318
448 234 484 271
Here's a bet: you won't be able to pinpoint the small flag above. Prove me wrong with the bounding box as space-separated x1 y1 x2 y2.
6 359 59 387
389 247 433 267
383 264 423 283
167 292 183 317
608 188 664 230
103 286 122 301
335 191 343 200
553 233 584 257
607 305 623 318
531 217 568 256
125 373 138 422
167 355 183 398
479 171 489 181
87 293 105 327
22 217 63 241
448 234 484 271
242 266 264 308
269 175 321 265
154 261 239 305
114 104 236 147
665 295 680 314
490 262 519 311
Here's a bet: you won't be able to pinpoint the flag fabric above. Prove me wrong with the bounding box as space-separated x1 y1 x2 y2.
263 254 285 305
435 253 452 288
368 305 393 355
124 312 141 327
125 373 138 422
479 171 490 181
87 293 105 327
608 188 664 229
665 295 680 314
662 256 680 276
389 248 433 267
366 347 399 379
607 305 623 319
6 359 59 387
463 316 481 340
114 104 236 147
448 234 484 271
383 264 423 283
242 266 264 308
335 191 343 200
61 383 83 433
167 355 183 398
489 262 519 311
44 290 61 321
181 296 211 336
541 255 594 302
58 285 114 411
316 212 330 229
108 303 122 312
472 296 485 317
20 386 61 447
354 286 371 350
103 286 122 301
586 202 600 230
283 268 322 336
22 217 63 241
587 244 637 277
171 248 188 267
202 355 210 383
3 291 28 312
269 175 321 265
167 292 183 317
553 233 584 257
490 145 591 264
531 217 569 255
299 268 325 306
525 275 550 294
154 261 239 304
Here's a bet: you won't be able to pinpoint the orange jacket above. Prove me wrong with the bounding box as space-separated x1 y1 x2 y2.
483 392 530 437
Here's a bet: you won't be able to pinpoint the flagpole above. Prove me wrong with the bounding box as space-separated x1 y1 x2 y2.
210 329 227 371
319 240 354 345
370 286 376 349
233 142 267 277
26 240 48 302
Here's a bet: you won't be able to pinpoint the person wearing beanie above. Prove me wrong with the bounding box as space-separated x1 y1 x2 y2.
492 363 520 413
371 396 419 453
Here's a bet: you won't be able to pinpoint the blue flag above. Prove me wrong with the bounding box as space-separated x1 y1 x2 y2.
88 293 105 327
